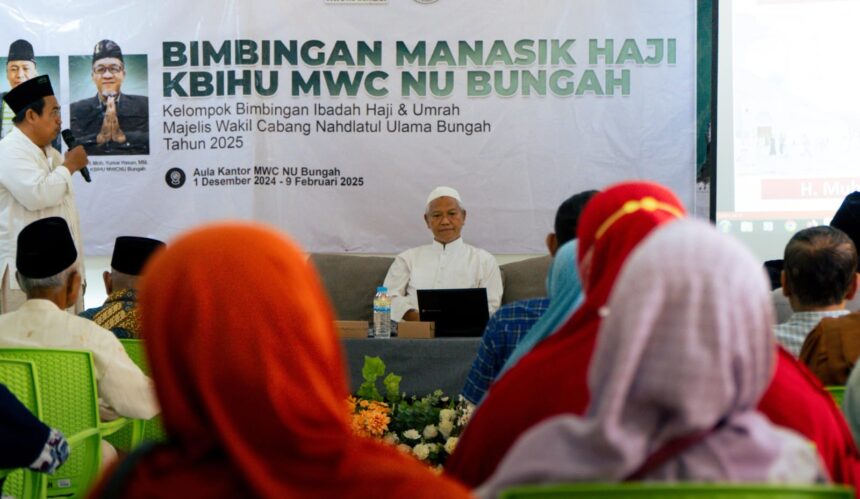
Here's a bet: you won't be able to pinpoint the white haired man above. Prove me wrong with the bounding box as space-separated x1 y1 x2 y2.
383 186 502 322
0 217 157 422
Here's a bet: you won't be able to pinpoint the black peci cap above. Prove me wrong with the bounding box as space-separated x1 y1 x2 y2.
7 39 35 62
17 217 77 278
93 39 123 63
831 191 860 251
111 236 165 275
2 74 53 114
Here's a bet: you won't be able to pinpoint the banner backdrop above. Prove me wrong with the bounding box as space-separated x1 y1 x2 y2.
0 0 696 255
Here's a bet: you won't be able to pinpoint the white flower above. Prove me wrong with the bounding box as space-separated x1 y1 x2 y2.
397 444 412 454
458 402 475 427
413 443 431 460
423 424 439 439
439 409 455 423
444 436 459 454
403 429 420 440
382 433 399 445
426 443 439 454
439 420 454 438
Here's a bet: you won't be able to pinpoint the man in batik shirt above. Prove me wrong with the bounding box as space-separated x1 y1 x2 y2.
80 236 164 338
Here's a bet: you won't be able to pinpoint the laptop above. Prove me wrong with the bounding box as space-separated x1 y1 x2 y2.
416 288 490 337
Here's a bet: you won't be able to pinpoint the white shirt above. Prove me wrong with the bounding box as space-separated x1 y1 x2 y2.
0 299 159 420
383 238 503 321
0 126 83 289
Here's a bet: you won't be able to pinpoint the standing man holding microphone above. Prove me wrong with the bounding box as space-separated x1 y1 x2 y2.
0 75 89 313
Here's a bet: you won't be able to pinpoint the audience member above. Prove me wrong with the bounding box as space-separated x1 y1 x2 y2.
477 220 826 497
462 241 581 406
461 190 597 405
774 192 860 323
799 311 860 386
79 236 164 338
446 181 686 486
775 226 857 357
0 384 69 491
0 75 88 314
499 241 581 376
91 223 471 498
384 186 502 322
0 217 157 421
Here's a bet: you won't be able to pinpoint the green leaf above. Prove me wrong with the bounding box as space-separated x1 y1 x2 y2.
383 373 402 403
362 356 386 382
356 356 386 401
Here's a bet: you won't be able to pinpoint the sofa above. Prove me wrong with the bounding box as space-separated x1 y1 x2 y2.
308 253 552 322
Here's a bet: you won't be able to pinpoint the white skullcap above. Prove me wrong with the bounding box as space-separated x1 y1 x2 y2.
426 186 462 207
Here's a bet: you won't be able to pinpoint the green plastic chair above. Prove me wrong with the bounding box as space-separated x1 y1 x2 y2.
499 483 854 498
827 386 846 407
0 359 47 499
119 339 168 444
0 349 123 498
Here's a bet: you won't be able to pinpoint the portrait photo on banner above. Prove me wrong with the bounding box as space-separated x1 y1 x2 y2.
0 38 61 150
69 40 149 156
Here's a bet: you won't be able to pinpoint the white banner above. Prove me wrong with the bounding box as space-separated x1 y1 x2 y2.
0 0 696 255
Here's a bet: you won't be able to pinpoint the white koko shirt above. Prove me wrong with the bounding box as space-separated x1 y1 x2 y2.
0 299 159 420
383 238 503 321
0 127 83 289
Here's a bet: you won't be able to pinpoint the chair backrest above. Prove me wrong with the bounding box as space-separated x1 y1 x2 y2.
500 255 552 305
308 253 395 321
499 483 855 498
118 339 166 444
827 386 845 407
0 359 46 499
0 349 102 498
119 339 148 372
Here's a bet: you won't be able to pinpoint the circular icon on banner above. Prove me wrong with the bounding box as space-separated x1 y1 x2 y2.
165 168 186 189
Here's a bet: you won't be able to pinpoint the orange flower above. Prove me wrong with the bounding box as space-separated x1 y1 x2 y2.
347 397 392 438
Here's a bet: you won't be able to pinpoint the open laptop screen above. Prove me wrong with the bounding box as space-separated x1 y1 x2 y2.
417 288 490 337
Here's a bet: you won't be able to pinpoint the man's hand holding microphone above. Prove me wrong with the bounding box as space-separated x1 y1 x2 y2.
61 129 91 182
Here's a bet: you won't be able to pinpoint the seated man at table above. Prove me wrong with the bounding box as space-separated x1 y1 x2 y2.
461 189 597 405
0 217 158 422
80 235 164 338
384 186 502 322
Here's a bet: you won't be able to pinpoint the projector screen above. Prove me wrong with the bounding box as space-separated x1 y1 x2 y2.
715 0 860 261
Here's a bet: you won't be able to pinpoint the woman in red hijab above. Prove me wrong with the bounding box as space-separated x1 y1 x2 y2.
92 223 471 498
446 181 686 487
446 181 860 495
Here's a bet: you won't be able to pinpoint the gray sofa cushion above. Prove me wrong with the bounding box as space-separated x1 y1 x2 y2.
309 253 552 319
499 255 552 305
309 253 394 321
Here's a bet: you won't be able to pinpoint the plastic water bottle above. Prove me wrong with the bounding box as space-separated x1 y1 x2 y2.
373 286 391 339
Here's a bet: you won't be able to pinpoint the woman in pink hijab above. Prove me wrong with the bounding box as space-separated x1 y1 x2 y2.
478 220 826 497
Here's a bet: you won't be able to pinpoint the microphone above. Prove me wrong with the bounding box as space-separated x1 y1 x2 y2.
60 129 91 183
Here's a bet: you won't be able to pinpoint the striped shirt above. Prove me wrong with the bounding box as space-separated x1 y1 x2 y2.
774 310 851 357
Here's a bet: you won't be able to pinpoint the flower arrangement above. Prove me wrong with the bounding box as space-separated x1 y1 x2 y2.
347 356 474 467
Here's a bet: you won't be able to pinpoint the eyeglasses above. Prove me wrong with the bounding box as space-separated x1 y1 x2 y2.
93 65 123 75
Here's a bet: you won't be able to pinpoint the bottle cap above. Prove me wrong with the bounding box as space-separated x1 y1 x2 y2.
376 286 387 292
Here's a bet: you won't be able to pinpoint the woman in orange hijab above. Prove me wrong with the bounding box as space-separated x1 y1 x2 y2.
446 181 686 487
92 223 471 498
